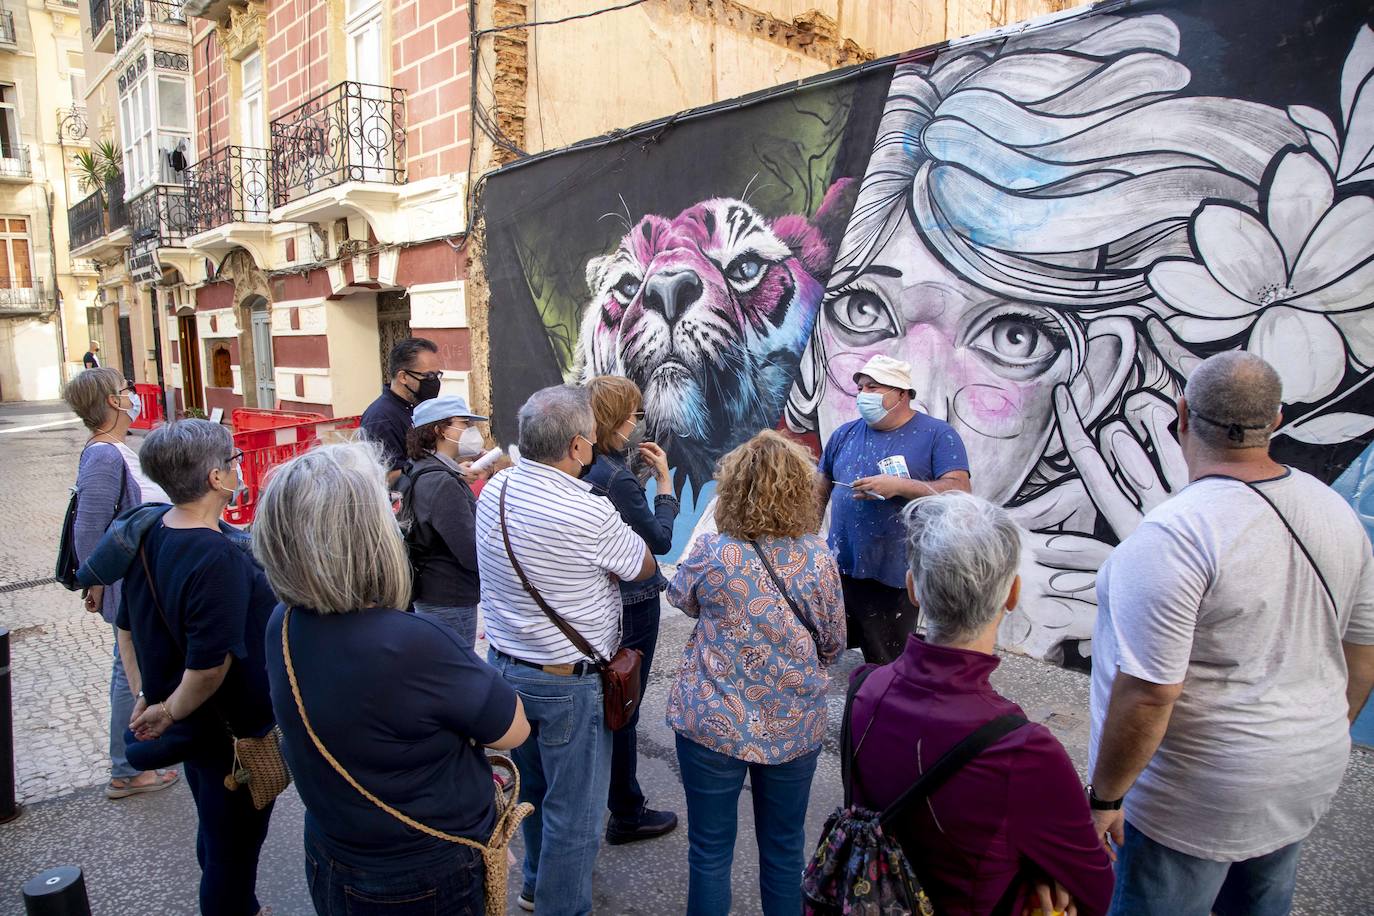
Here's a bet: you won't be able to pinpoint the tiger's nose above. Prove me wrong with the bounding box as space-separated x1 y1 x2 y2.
643 270 702 324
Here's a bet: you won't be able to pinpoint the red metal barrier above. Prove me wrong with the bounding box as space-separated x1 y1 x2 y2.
230 408 328 450
129 383 166 430
223 415 361 526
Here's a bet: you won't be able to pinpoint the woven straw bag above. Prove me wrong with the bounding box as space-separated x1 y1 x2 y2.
283 608 533 915
224 726 292 810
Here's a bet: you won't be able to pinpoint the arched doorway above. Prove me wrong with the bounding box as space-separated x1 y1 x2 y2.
244 294 275 408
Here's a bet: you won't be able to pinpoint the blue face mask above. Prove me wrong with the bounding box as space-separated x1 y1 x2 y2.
856 391 890 426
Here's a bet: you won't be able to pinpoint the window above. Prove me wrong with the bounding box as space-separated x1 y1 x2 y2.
346 0 384 87
209 342 233 388
0 218 34 290
240 51 263 148
0 85 19 160
119 61 192 193
66 51 86 104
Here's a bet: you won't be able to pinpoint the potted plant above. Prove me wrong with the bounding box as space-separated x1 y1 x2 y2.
72 139 122 206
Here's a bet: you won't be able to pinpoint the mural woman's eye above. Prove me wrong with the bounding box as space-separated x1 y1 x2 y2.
824 287 899 344
724 254 766 289
612 274 642 302
968 309 1068 376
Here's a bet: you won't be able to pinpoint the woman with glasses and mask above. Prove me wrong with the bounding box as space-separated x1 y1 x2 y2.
62 367 177 800
403 395 490 646
116 420 278 916
584 374 681 845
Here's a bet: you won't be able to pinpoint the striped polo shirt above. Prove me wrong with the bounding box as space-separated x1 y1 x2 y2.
475 460 647 664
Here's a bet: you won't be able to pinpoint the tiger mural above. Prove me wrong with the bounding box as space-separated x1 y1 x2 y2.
576 184 852 490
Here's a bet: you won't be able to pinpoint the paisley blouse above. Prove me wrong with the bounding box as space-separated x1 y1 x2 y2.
666 532 846 764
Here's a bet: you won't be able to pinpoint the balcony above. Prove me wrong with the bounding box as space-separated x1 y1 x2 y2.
91 0 113 51
114 0 186 52
0 279 49 314
269 81 408 238
126 181 197 283
0 146 31 181
68 174 131 260
184 145 275 265
0 11 17 48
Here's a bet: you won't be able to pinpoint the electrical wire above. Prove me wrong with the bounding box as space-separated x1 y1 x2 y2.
472 0 651 40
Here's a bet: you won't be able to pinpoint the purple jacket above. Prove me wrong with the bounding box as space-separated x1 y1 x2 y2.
850 637 1113 916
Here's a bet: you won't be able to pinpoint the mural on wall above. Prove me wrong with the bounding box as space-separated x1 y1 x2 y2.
482 1 1374 662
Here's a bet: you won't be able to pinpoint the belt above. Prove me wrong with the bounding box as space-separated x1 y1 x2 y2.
495 649 597 678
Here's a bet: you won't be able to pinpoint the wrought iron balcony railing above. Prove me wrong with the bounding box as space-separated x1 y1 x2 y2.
91 0 112 38
128 181 193 249
270 80 406 207
107 173 129 232
0 279 48 311
68 189 105 250
114 0 186 50
187 145 272 231
0 10 17 46
0 146 31 179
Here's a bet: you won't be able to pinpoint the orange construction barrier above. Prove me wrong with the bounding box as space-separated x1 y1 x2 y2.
224 413 361 526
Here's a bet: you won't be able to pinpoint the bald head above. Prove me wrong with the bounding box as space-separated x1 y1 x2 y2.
1183 351 1282 449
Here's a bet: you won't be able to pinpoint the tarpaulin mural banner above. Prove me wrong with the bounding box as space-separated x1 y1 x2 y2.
482 0 1374 662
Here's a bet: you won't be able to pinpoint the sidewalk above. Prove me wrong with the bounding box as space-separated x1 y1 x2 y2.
1 400 1371 913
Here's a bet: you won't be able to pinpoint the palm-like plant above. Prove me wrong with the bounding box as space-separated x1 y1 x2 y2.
73 139 122 199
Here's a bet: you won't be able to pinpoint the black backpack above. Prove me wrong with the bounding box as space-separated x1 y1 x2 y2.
801 667 1026 915
394 462 463 560
56 448 129 591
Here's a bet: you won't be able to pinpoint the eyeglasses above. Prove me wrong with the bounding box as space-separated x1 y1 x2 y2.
403 369 444 381
633 410 645 421
226 449 244 465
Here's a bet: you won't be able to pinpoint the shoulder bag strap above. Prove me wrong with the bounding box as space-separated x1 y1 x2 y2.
750 540 822 648
499 481 607 666
840 665 879 808
139 544 185 656
1196 474 1338 619
877 714 1028 827
280 608 486 852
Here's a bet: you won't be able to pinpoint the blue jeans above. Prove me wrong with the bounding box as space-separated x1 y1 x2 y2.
675 732 819 916
488 649 612 916
413 602 478 648
110 626 138 779
608 594 660 819
183 741 274 916
304 828 484 915
1111 821 1303 916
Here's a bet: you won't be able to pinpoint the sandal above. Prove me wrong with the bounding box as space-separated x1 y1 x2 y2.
106 769 179 799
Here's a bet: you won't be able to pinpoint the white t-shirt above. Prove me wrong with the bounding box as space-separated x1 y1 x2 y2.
98 441 171 505
1089 468 1374 861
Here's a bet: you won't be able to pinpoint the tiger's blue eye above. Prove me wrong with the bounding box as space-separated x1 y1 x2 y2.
725 255 764 285
613 275 641 300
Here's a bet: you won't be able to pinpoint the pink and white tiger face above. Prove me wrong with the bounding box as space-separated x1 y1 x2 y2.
577 197 832 485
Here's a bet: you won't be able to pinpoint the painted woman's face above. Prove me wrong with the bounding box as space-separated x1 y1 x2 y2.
816 216 1076 505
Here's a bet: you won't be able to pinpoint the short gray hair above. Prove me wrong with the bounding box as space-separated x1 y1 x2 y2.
903 492 1022 644
1183 351 1282 449
140 419 233 504
518 384 594 464
251 439 412 615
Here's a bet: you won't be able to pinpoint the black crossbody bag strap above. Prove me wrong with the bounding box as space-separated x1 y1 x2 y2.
750 540 822 648
498 481 608 666
840 666 878 808
1196 474 1338 619
877 714 1027 827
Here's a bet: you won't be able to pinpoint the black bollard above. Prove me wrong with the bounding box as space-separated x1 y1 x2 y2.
0 626 15 824
21 867 92 916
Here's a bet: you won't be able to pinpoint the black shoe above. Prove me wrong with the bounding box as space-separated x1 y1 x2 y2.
605 807 678 845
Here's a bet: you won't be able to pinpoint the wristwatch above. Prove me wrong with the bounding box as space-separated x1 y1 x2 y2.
1086 784 1123 811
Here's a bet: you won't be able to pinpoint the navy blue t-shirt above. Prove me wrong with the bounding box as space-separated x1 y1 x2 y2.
820 413 970 588
117 524 276 738
265 605 518 870
360 387 414 473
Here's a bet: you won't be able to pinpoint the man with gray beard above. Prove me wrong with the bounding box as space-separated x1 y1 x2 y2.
1088 351 1374 915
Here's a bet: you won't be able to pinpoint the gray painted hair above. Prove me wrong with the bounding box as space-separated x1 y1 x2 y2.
140 419 234 504
902 492 1022 645
1183 351 1282 449
251 439 411 615
518 384 594 464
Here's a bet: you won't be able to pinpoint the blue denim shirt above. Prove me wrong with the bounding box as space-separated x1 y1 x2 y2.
76 503 252 589
583 448 679 605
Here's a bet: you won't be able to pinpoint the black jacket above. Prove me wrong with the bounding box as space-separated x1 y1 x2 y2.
408 454 480 607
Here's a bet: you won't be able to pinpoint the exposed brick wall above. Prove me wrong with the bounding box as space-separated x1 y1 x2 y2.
266 0 334 120
194 27 230 155
392 0 473 180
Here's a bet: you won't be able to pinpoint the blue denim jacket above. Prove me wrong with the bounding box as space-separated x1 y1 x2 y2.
584 448 678 605
76 503 253 588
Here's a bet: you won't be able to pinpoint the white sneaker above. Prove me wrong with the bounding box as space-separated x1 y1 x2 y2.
517 893 535 912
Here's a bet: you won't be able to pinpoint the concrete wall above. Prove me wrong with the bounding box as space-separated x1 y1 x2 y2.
0 317 60 401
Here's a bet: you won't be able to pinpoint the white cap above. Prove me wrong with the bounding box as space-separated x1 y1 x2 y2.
853 354 916 397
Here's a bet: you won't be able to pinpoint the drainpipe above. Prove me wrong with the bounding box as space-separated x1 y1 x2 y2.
45 187 69 384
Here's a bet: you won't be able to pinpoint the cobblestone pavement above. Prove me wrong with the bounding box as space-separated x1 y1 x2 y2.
1 400 1371 914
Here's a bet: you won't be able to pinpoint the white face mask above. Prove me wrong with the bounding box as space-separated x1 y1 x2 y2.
442 425 486 457
120 391 142 424
215 466 245 504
